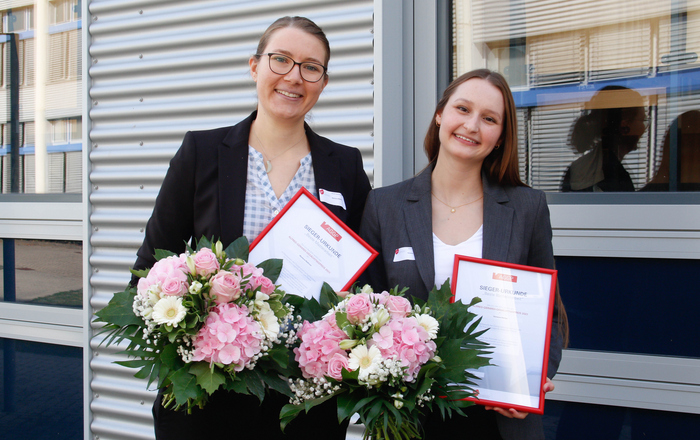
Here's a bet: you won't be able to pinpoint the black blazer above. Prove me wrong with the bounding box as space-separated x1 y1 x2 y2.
133 111 370 440
359 165 563 440
133 111 372 273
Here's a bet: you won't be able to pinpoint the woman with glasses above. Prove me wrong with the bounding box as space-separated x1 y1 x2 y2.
132 16 371 440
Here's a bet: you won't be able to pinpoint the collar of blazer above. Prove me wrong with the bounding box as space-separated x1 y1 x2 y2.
402 163 514 291
216 111 344 246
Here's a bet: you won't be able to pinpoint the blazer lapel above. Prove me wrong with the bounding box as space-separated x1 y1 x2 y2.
218 112 256 246
404 168 435 293
309 126 344 219
481 173 513 262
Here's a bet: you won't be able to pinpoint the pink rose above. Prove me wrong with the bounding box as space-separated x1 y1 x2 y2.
193 248 220 276
210 270 243 304
371 291 390 305
327 353 351 380
345 294 373 324
160 276 188 296
257 276 276 295
384 295 412 318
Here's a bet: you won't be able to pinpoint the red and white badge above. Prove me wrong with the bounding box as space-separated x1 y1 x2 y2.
319 188 347 210
393 247 415 262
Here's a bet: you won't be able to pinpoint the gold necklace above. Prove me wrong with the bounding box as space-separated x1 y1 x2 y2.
431 191 483 213
252 129 306 173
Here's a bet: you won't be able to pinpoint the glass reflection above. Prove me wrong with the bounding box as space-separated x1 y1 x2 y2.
641 110 700 191
453 0 700 193
562 87 647 192
0 338 83 439
0 1 82 194
0 239 82 307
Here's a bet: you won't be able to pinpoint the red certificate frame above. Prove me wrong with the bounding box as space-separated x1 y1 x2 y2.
450 255 557 414
249 187 377 299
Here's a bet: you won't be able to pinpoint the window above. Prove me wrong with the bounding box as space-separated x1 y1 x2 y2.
3 8 33 32
454 0 700 194
50 118 81 145
1 239 82 307
0 338 83 439
49 0 81 25
1 3 82 195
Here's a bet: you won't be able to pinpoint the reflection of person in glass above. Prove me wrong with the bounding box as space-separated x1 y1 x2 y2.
359 69 568 440
561 86 647 192
641 110 700 192
130 16 371 440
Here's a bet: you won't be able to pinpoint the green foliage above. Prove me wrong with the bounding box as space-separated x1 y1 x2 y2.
281 281 491 440
95 237 296 413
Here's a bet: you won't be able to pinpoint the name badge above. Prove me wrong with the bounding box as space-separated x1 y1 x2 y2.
393 247 415 262
318 188 347 210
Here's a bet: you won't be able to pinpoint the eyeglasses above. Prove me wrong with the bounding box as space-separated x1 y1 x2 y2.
258 52 327 83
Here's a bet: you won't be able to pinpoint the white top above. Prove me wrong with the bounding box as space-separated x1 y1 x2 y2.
433 225 483 288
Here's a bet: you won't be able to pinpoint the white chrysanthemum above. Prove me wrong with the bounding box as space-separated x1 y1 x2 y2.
348 344 381 372
152 296 187 326
258 309 280 340
416 314 439 339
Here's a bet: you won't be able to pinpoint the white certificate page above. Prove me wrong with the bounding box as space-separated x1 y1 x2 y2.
248 193 374 300
452 258 553 410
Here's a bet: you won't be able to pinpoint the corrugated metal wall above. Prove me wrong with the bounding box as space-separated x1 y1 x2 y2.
87 1 373 438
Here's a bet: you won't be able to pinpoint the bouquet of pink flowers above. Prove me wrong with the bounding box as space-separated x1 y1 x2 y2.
96 237 294 412
281 283 491 440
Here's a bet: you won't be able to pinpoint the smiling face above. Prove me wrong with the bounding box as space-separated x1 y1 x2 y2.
435 78 505 166
249 27 329 124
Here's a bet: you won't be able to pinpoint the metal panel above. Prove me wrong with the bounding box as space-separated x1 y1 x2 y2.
86 1 373 438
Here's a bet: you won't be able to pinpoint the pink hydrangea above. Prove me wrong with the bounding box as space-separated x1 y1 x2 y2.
372 317 436 381
294 317 349 379
191 303 264 371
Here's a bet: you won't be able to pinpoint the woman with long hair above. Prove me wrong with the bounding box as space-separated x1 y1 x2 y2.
360 69 567 439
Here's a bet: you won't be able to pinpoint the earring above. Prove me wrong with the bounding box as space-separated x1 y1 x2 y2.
494 144 500 150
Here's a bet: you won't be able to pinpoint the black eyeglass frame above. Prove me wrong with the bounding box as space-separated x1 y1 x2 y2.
257 52 328 83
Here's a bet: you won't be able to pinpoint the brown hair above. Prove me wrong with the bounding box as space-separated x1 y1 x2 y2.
424 69 524 186
253 16 331 69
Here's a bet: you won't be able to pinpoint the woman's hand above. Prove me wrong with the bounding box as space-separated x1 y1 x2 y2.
337 291 350 298
485 378 555 419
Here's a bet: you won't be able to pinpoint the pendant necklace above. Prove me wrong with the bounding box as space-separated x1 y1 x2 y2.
431 191 483 213
253 129 306 173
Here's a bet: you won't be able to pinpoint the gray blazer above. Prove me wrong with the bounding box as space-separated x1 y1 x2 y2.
359 165 563 440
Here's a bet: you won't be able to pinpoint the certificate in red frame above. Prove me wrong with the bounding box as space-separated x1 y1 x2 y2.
450 255 557 414
249 187 378 300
